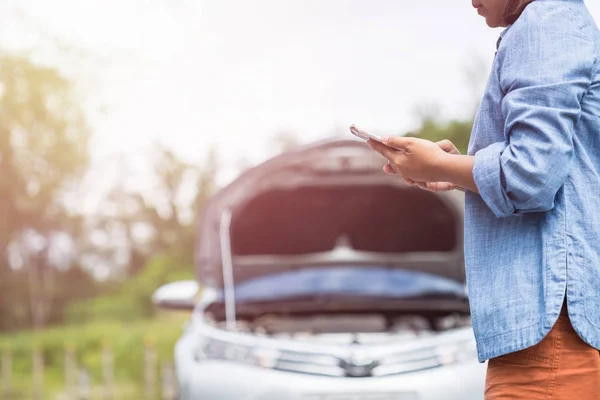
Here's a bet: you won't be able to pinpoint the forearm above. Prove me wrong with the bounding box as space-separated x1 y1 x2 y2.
437 154 479 194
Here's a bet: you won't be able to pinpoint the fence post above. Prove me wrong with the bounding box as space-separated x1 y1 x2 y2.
1 349 11 399
64 342 77 400
102 340 114 400
144 336 157 400
32 345 44 400
160 361 176 400
78 368 91 400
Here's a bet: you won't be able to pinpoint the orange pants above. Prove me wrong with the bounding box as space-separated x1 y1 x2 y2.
485 305 600 399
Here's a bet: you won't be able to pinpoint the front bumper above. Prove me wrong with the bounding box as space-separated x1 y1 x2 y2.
175 336 486 400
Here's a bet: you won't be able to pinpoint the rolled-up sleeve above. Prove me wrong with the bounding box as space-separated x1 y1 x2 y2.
473 6 595 218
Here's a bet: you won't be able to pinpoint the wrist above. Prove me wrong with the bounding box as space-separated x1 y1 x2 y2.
440 154 478 194
435 152 456 182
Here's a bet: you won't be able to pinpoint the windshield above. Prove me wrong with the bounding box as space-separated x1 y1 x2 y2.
217 267 467 304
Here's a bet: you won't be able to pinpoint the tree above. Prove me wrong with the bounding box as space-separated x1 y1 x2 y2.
408 117 473 155
407 55 491 155
0 54 91 330
64 145 219 322
81 143 219 278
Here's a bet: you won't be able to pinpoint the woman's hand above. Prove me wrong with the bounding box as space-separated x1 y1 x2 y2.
369 136 448 182
368 136 451 180
368 136 477 193
403 140 464 192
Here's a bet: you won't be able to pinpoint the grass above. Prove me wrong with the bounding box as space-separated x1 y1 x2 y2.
0 311 191 399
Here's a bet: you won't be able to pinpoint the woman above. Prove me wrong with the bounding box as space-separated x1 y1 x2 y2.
366 0 600 398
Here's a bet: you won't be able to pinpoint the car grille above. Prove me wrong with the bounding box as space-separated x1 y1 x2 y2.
275 350 345 377
274 344 451 378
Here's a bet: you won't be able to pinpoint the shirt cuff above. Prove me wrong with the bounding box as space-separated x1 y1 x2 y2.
472 142 516 218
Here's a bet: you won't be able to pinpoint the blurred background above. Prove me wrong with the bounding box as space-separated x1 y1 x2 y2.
1 1 599 399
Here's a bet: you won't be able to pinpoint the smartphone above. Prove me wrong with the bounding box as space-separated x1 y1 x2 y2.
349 125 382 143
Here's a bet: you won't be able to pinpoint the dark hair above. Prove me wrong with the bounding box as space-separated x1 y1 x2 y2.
503 0 535 25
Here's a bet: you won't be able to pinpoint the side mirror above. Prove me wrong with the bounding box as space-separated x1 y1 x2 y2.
152 280 200 310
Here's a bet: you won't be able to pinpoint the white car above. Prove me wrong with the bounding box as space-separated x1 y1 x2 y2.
153 139 486 400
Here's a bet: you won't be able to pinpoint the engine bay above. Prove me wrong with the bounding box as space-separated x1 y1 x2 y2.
207 312 471 340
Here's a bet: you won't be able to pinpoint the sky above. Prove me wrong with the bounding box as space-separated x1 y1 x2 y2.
2 0 600 207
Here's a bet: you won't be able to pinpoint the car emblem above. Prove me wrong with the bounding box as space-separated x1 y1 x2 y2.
339 352 378 377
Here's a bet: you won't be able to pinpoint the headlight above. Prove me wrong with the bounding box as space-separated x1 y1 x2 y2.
194 336 343 376
195 337 280 368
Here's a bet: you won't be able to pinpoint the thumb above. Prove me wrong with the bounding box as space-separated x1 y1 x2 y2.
382 135 413 151
436 139 459 155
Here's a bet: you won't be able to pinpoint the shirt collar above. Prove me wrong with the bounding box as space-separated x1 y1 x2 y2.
496 25 512 50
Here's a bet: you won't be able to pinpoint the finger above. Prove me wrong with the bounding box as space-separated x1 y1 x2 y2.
423 182 435 191
368 139 400 161
383 164 396 174
385 161 401 174
422 182 456 192
436 139 459 155
381 135 413 151
403 178 429 189
408 178 428 187
441 182 458 191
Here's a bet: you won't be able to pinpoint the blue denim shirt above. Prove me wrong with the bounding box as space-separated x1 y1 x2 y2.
465 0 600 362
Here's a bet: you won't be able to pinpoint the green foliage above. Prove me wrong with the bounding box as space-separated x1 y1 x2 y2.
0 314 189 397
0 53 91 331
66 295 141 324
0 54 90 260
65 253 196 324
122 253 196 319
0 265 102 332
0 51 215 332
408 117 474 155
85 143 218 278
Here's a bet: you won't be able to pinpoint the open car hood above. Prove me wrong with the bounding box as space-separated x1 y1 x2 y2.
195 139 465 288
